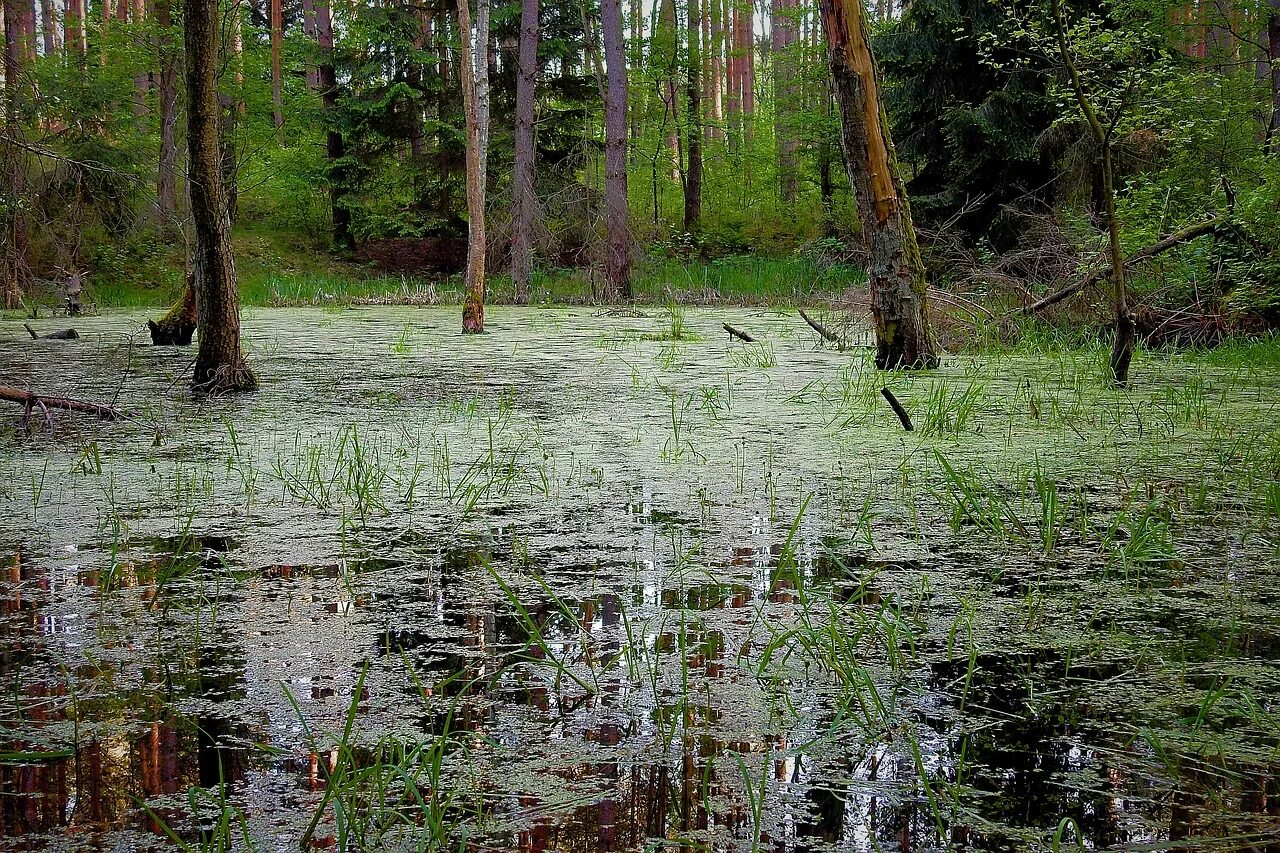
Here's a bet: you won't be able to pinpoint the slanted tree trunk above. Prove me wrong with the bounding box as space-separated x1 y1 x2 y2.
510 0 538 303
601 0 630 299
458 0 488 332
684 0 702 229
316 0 353 251
270 0 284 133
818 0 938 369
3 0 27 310
185 0 255 392
155 0 179 223
1051 0 1133 386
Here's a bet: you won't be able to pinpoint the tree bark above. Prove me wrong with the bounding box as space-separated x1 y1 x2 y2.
510 0 538 303
601 0 630 299
459 0 487 333
773 0 797 202
738 0 754 137
316 0 353 251
3 0 27 310
302 0 318 89
65 0 86 57
155 0 178 223
819 0 939 369
39 0 54 54
270 0 284 133
185 0 255 393
684 0 702 230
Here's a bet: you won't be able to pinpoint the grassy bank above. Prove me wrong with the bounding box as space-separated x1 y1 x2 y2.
67 226 862 311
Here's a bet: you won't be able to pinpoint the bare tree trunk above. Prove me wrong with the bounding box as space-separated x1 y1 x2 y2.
819 0 938 369
459 0 488 332
773 0 797 202
185 0 255 392
131 0 148 115
38 0 53 54
510 0 538 303
738 0 754 137
655 0 678 178
725 0 740 145
1052 0 1133 386
601 0 630 299
628 0 640 141
65 0 85 57
3 0 26 310
302 0 318 89
684 0 702 229
316 0 353 251
708 0 722 139
270 0 283 132
155 0 178 223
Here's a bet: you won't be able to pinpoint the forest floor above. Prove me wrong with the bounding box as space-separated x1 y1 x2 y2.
0 307 1278 851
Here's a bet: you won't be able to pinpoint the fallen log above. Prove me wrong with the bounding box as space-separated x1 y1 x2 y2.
24 324 79 340
798 308 842 345
723 323 755 342
880 388 913 431
1022 217 1219 315
0 385 126 421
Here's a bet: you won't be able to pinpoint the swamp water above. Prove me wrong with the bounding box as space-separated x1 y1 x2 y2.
0 307 1277 852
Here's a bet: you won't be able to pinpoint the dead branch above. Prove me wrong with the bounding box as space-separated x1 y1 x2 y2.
0 385 126 421
24 324 79 340
798 308 842 345
723 323 755 342
1022 217 1219 315
880 387 913 431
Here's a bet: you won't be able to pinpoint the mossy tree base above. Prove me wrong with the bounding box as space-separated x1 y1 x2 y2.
147 282 197 346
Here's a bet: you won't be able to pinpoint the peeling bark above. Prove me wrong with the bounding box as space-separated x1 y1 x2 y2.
818 0 938 369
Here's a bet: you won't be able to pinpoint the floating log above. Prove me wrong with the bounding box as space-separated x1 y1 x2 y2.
24 324 79 340
723 323 755 342
798 308 841 345
880 387 913 431
0 385 126 421
1023 217 1219 315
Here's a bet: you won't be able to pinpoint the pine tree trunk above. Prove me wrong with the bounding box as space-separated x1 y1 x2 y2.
270 0 283 132
155 0 178 223
3 0 26 309
302 0 318 89
819 0 938 370
738 0 754 136
773 0 797 202
459 0 487 333
684 0 702 230
185 0 255 393
316 0 353 251
65 0 86 57
708 0 722 139
39 0 54 54
601 0 630 299
510 0 538 303
131 0 148 115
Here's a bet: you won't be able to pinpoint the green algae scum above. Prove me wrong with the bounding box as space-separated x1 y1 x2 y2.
1 308 1278 851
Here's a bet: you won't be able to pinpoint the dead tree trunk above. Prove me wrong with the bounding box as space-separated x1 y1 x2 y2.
684 0 702 230
459 0 488 333
148 278 197 344
185 0 255 393
601 0 631 299
818 0 938 369
510 0 538 303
